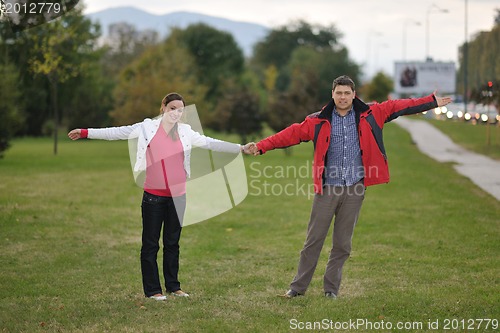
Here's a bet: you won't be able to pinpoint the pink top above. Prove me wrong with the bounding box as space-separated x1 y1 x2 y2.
143 126 186 197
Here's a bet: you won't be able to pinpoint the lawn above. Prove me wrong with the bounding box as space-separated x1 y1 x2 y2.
0 124 499 332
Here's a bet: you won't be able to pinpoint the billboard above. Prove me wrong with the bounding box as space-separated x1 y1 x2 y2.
394 61 456 95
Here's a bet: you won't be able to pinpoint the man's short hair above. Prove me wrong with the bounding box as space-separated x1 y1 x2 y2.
332 75 355 91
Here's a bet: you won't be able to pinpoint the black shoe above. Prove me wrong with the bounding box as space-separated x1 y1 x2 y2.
280 289 303 298
324 292 337 299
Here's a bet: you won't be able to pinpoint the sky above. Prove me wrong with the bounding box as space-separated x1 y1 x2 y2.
83 0 499 79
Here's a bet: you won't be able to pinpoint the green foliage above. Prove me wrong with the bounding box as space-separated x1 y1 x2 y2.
0 63 24 157
252 20 342 72
1 16 368 153
286 46 360 103
27 4 100 83
0 3 106 136
1 20 50 135
252 20 361 144
265 91 311 156
26 4 103 154
457 21 500 105
100 22 159 80
213 79 263 142
264 49 323 152
360 71 394 102
63 56 115 130
110 34 208 125
110 24 246 128
175 24 245 103
469 80 499 111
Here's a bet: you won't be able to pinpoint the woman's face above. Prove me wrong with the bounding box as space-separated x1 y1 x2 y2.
162 100 185 124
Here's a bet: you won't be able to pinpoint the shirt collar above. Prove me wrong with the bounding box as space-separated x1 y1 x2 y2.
333 106 354 117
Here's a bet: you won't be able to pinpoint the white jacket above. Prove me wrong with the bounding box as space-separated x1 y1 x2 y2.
87 117 241 177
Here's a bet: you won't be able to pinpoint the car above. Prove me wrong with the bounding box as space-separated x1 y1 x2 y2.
478 108 499 124
464 104 498 124
442 103 465 120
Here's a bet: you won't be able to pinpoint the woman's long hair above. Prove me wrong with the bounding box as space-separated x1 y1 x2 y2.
160 92 185 140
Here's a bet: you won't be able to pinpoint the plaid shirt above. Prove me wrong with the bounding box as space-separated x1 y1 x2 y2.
325 107 364 186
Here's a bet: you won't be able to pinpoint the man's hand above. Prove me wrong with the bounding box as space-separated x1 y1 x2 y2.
242 142 260 155
433 91 453 107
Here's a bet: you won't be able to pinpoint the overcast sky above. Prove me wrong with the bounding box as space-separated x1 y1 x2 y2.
83 0 499 79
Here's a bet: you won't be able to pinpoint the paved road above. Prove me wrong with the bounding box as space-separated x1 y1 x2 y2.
395 117 500 201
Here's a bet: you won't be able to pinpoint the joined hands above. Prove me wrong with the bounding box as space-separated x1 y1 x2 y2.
241 142 260 156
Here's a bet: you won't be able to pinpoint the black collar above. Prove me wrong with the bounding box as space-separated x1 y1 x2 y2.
318 96 370 120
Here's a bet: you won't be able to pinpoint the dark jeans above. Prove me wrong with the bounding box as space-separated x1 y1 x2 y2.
140 191 186 297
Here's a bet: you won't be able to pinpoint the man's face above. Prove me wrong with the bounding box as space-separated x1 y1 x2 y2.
332 85 355 112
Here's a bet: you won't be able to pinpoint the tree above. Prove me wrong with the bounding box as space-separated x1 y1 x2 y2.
212 73 263 143
359 72 394 102
29 29 72 154
175 24 244 104
251 20 361 122
457 10 500 104
100 22 159 79
1 3 119 145
470 81 499 113
285 45 360 104
0 62 24 157
214 88 262 143
63 52 115 130
267 70 320 132
28 5 101 154
252 20 342 72
265 54 324 156
262 43 361 155
0 19 50 136
111 33 208 125
2 3 104 153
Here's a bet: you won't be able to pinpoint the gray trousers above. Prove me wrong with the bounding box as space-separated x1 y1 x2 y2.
289 181 365 295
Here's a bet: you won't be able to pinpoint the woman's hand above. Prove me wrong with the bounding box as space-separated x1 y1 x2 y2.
68 129 82 140
242 142 260 155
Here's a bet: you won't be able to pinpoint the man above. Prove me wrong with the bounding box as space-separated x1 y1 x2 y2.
250 75 451 298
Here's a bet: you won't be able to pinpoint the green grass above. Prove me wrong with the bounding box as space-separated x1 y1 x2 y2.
0 125 499 333
426 118 500 160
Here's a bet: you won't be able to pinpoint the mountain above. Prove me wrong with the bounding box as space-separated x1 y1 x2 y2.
85 7 269 56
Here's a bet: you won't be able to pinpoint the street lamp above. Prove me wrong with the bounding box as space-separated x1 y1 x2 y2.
402 19 421 61
463 0 469 115
374 42 389 74
365 31 383 78
425 3 448 60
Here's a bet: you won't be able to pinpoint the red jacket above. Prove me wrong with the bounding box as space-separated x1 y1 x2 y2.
256 94 437 193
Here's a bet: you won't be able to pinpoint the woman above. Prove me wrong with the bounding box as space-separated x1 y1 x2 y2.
68 92 252 300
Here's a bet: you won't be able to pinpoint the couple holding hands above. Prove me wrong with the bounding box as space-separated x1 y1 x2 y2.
68 75 451 300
